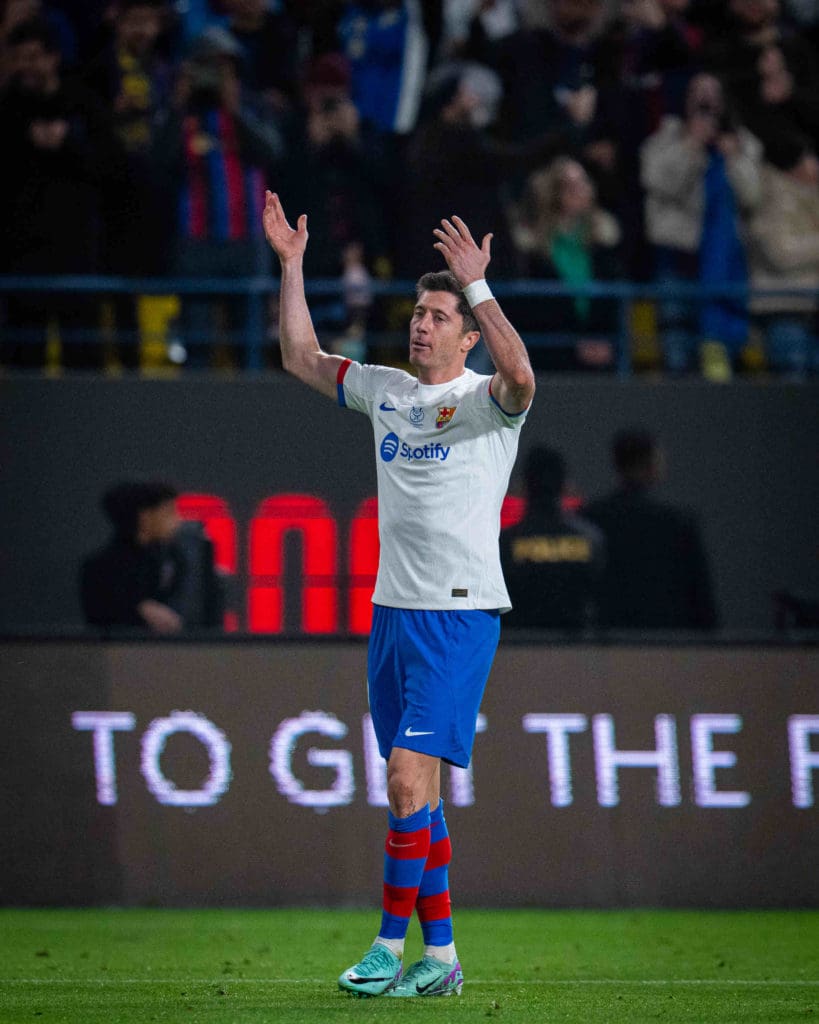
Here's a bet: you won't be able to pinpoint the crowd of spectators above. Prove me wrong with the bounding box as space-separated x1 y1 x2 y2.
2 0 818 376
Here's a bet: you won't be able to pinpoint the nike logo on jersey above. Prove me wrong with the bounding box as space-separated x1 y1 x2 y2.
404 727 435 737
379 402 397 411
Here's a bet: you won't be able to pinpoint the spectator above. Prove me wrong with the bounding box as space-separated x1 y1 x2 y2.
281 54 389 278
747 132 819 377
80 480 224 632
501 446 605 629
84 0 173 369
0 0 79 78
337 0 429 138
173 0 229 47
610 0 703 119
585 428 719 630
398 62 567 283
509 156 622 371
221 0 300 124
601 0 705 277
783 0 819 58
277 53 390 360
286 0 347 57
441 0 522 62
0 17 118 370
640 72 763 379
490 0 624 198
704 0 819 156
152 26 284 368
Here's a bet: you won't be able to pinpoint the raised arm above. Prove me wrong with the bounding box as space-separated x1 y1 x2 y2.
262 191 348 398
433 216 535 414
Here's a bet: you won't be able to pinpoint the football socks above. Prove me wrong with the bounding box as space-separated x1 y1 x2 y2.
378 804 431 942
416 799 454 950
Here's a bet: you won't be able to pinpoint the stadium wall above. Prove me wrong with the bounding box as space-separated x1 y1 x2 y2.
2 638 817 908
0 376 817 633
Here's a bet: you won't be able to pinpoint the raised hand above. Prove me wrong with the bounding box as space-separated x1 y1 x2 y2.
263 190 308 263
432 216 492 286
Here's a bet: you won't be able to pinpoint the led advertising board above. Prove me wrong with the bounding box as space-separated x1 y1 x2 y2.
2 641 816 907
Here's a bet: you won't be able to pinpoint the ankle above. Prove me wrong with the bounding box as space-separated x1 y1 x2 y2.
375 936 404 958
424 942 456 964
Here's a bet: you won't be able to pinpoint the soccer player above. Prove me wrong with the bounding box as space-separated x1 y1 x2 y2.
262 191 535 998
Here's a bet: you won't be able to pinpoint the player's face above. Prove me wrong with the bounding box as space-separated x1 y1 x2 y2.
409 290 476 382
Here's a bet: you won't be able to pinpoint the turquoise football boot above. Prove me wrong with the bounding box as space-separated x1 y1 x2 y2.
386 955 463 997
337 943 403 998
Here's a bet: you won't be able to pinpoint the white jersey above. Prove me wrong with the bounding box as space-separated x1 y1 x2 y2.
339 361 528 611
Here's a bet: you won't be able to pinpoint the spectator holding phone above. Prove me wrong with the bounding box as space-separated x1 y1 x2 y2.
641 73 763 379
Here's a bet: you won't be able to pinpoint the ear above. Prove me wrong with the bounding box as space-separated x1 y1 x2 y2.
460 330 481 353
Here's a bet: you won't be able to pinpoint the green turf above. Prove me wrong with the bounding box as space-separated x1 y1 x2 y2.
1 908 817 1023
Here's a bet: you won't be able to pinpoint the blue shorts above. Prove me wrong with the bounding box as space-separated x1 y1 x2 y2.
367 604 501 769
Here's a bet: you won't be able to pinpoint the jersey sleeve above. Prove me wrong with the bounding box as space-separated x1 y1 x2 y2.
337 360 407 415
487 376 530 429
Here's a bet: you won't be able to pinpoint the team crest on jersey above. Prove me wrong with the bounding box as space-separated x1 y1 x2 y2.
436 406 457 429
410 405 425 425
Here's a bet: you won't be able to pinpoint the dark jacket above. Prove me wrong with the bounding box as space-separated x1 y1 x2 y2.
280 130 390 277
398 120 567 278
585 484 719 630
0 78 118 273
80 525 223 630
80 537 179 628
501 508 605 629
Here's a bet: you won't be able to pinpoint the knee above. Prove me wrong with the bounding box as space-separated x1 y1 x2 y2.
387 767 421 818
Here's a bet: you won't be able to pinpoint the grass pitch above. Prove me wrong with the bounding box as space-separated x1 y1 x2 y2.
0 908 817 1023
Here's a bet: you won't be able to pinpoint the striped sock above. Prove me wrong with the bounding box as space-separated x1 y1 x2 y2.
378 804 431 944
416 799 454 952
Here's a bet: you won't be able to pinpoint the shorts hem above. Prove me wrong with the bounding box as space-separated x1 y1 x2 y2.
389 741 470 770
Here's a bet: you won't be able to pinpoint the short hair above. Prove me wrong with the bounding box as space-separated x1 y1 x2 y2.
7 17 60 52
612 428 656 476
415 270 479 335
523 446 566 506
102 480 178 537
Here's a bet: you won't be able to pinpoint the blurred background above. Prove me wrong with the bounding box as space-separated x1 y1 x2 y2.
0 0 817 909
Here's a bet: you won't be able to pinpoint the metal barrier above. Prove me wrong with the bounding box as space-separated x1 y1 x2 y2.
0 274 816 376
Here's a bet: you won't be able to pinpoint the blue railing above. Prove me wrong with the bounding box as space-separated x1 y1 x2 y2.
1 274 816 376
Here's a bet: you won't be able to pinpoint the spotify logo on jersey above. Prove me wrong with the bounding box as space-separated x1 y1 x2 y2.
380 433 400 462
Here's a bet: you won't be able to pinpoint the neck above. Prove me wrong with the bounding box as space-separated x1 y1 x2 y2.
557 213 582 233
416 365 466 386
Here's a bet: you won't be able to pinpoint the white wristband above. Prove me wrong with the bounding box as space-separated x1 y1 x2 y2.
462 279 493 308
